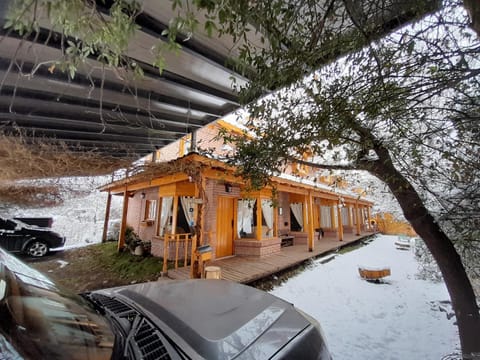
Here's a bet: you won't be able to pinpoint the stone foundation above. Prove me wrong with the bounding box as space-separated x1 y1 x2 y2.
291 232 308 245
234 238 281 257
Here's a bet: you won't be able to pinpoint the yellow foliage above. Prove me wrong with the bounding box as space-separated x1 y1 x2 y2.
374 213 416 236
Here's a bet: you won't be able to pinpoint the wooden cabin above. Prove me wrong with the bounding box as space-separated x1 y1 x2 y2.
100 121 374 276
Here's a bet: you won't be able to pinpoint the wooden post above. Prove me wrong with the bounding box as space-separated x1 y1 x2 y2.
330 203 336 230
274 200 279 238
363 206 367 231
101 192 112 243
256 196 262 240
199 174 206 246
307 193 315 252
337 202 344 241
348 205 353 227
118 185 129 251
367 206 372 231
355 201 361 236
163 235 169 274
191 173 204 279
318 201 322 231
172 196 179 234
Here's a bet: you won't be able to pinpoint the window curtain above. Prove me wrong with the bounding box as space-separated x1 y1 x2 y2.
159 196 173 236
321 206 331 228
290 203 304 231
180 196 195 229
261 199 274 236
342 207 349 224
237 199 255 236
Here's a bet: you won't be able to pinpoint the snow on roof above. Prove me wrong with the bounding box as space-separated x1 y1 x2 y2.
276 172 374 203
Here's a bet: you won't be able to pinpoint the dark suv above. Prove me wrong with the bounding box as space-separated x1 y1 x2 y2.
0 248 332 359
0 218 65 257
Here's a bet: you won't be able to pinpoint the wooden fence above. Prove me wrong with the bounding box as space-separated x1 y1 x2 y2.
162 233 194 273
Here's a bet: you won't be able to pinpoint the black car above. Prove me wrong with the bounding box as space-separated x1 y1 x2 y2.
0 218 65 257
0 248 332 359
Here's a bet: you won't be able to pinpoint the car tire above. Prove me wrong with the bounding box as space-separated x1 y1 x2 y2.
25 240 49 257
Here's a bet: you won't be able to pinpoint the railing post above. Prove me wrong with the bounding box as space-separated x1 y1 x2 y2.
162 235 169 274
175 235 180 269
184 235 189 267
190 235 197 278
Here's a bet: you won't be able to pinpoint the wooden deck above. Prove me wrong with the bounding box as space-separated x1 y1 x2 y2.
167 232 375 284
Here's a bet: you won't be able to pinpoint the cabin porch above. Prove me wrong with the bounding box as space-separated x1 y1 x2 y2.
167 231 375 284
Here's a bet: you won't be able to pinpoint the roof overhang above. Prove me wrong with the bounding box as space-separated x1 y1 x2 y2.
101 152 373 206
0 0 439 162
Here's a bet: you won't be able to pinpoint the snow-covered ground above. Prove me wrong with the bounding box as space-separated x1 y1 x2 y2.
270 235 460 360
3 177 123 248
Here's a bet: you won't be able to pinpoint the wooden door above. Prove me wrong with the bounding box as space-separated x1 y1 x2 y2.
216 196 234 258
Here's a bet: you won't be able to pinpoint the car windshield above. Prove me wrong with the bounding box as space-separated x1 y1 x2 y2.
0 251 115 360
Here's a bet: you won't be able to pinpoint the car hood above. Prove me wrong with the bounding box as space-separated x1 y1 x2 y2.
93 279 311 359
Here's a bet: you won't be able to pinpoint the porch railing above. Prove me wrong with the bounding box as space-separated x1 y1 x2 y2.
162 233 194 273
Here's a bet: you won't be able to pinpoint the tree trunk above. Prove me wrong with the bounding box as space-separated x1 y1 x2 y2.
464 0 480 38
367 145 480 358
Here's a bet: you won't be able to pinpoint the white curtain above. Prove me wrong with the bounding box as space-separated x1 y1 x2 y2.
321 206 331 228
180 196 195 229
342 207 349 225
290 203 304 231
237 199 255 236
159 196 173 236
261 199 274 236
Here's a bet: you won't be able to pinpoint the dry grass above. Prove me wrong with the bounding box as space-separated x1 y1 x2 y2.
0 134 136 207
0 135 134 181
0 135 223 207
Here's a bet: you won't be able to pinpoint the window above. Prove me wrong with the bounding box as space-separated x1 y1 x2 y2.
261 199 274 237
237 199 255 237
144 200 157 221
158 197 173 236
290 203 304 231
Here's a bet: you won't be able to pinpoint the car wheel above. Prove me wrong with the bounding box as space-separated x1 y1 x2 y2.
26 241 49 257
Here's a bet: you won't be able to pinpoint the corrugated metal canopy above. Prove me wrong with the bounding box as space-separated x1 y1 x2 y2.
0 0 438 159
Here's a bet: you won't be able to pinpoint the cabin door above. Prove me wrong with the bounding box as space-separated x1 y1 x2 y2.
216 196 234 258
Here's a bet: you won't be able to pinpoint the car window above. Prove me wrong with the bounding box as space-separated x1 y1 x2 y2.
0 253 115 360
0 219 16 231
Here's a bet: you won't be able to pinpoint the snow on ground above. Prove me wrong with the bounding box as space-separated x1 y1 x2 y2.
4 177 123 248
270 235 460 360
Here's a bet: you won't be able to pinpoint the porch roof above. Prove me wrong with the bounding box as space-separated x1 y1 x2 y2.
100 153 373 206
0 0 438 163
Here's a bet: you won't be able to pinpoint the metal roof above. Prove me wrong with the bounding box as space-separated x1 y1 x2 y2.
0 0 439 159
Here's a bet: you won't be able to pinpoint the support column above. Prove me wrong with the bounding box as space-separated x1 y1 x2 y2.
367 206 372 231
348 205 353 228
330 203 336 230
102 192 112 243
361 206 366 231
307 193 315 252
337 202 344 241
355 201 361 236
256 196 262 240
172 196 179 234
318 202 322 231
191 174 205 278
274 202 279 238
118 186 129 251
